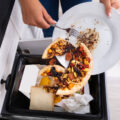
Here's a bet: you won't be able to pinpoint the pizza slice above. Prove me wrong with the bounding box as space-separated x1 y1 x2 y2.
39 65 65 93
42 38 75 59
56 43 93 95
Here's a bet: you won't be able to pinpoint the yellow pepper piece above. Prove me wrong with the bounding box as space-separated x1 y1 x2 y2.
84 59 89 65
81 72 84 77
63 74 67 78
83 68 89 72
54 96 62 103
40 76 51 86
48 49 52 53
41 72 47 76
74 72 77 78
67 67 71 72
72 67 74 72
71 60 75 63
67 78 70 82
59 42 63 46
68 83 74 89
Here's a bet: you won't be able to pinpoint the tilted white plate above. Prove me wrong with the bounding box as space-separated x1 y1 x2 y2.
52 2 120 75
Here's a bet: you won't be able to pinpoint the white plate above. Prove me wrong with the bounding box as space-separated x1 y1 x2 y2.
52 2 120 75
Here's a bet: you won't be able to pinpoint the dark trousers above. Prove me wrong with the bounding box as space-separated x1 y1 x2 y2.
40 0 91 37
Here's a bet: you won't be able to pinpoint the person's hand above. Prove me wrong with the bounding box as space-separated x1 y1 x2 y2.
19 0 56 28
100 0 120 17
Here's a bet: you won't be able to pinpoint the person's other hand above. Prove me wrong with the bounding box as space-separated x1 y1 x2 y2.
19 0 56 28
100 0 120 17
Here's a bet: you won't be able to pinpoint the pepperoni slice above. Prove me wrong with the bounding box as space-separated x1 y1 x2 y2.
65 52 72 61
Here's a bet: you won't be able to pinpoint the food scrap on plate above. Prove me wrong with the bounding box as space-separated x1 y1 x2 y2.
76 28 99 52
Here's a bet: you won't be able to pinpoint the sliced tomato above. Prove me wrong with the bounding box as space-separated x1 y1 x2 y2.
70 63 74 67
84 64 89 68
81 52 86 57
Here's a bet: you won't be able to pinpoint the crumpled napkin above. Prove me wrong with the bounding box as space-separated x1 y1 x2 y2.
56 93 93 114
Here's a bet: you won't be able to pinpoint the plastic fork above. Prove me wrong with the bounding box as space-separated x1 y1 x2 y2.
51 24 80 38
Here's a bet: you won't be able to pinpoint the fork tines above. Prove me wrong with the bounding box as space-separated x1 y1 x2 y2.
69 29 80 38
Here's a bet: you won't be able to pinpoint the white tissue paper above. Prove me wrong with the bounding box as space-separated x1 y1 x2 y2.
56 83 93 114
19 65 39 98
56 93 93 114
